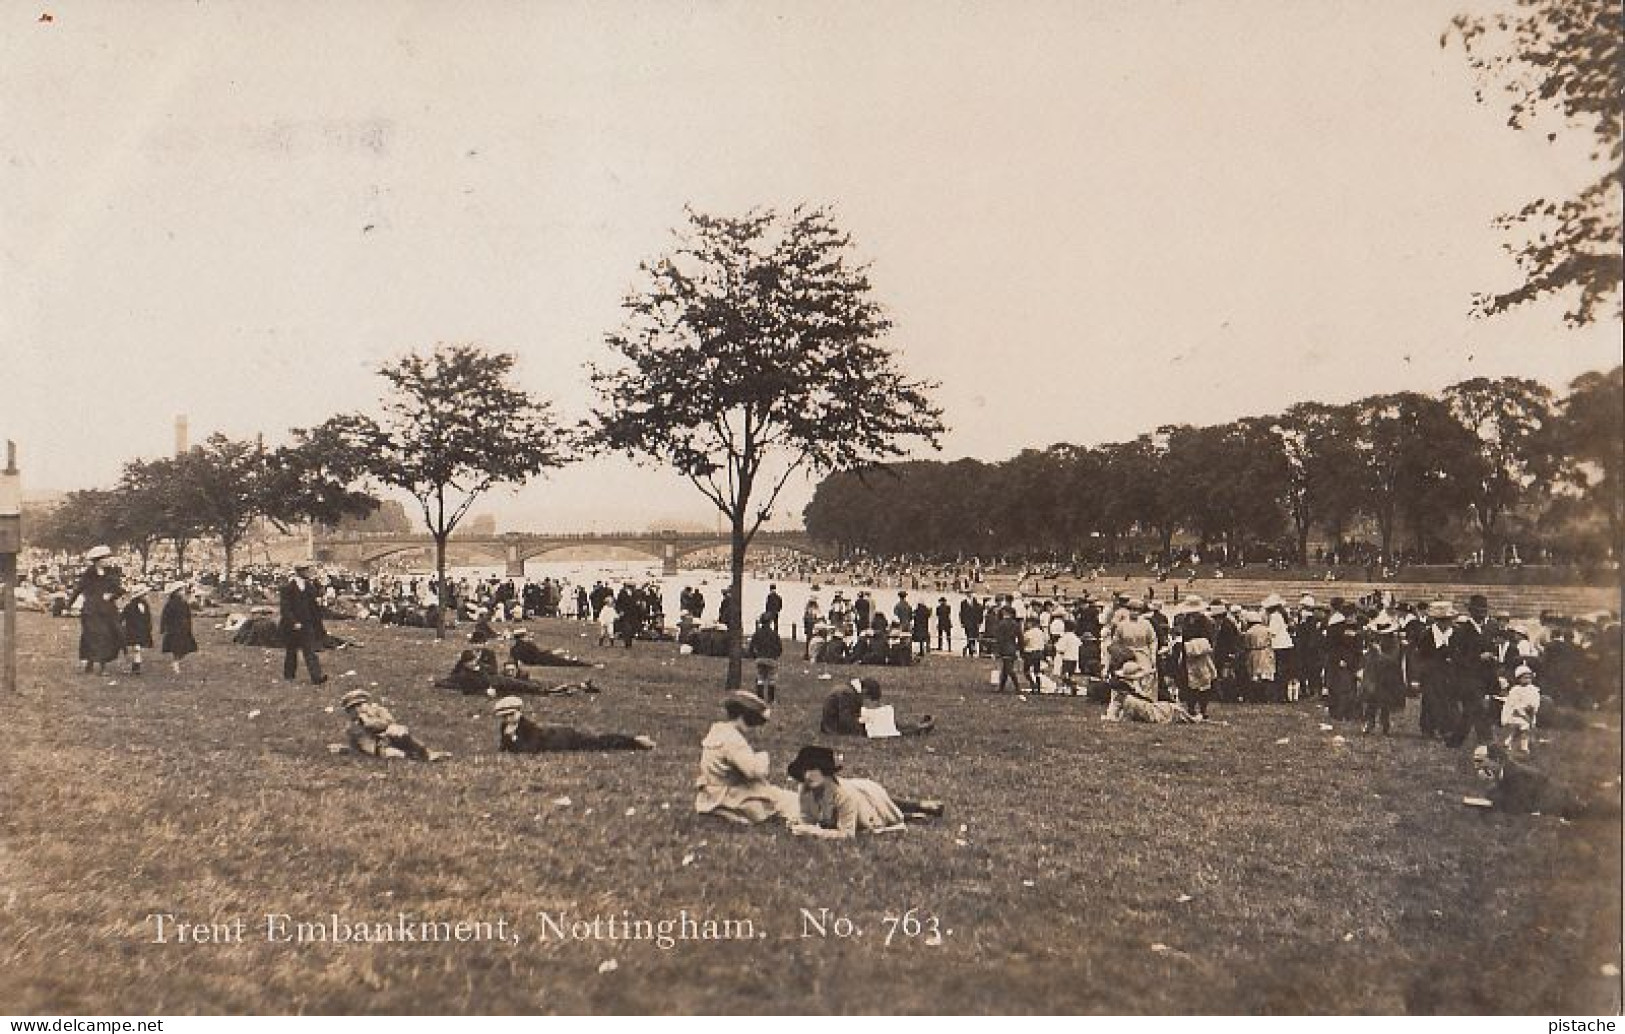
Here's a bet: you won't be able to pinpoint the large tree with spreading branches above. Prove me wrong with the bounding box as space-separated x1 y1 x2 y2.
330 344 568 638
590 206 945 689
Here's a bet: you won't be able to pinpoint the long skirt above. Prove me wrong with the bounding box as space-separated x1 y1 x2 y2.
79 604 123 664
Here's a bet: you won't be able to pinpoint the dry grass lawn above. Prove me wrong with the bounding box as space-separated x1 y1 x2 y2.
1 611 1619 1014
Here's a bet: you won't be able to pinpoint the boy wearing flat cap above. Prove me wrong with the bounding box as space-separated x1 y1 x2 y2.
339 690 447 761
493 696 654 753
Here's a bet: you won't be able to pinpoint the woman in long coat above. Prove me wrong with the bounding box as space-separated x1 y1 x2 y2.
694 692 799 825
159 581 199 674
71 546 124 674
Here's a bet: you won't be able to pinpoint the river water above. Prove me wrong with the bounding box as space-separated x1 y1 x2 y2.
438 558 993 646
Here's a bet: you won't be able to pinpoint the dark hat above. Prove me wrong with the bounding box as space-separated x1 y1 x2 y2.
787 745 840 782
858 677 880 699
1468 593 1490 611
723 690 771 720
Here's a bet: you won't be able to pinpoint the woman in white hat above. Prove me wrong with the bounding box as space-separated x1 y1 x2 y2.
68 546 124 674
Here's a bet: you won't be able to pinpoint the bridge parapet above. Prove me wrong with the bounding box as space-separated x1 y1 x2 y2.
311 528 831 576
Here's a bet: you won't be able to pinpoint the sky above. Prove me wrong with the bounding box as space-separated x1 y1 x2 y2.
3 0 1619 531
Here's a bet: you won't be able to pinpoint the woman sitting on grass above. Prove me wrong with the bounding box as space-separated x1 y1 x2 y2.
492 696 653 753
694 691 800 825
786 746 943 839
1104 662 1197 724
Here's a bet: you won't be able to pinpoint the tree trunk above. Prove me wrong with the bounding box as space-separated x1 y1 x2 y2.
434 534 449 640
223 538 236 585
1377 506 1395 565
725 518 747 690
1295 514 1310 565
1477 508 1498 562
174 539 188 576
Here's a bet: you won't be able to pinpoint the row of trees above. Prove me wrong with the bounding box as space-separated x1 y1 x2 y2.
30 207 944 690
802 368 1623 567
30 431 378 576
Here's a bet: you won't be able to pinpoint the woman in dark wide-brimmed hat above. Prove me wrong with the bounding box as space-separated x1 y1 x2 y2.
694 691 799 825
786 746 943 839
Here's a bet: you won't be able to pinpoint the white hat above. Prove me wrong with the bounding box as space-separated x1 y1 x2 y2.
166 581 189 594
1261 593 1285 610
85 545 112 561
1514 665 1534 679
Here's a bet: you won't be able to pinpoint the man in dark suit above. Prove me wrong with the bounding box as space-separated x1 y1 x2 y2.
1411 601 1457 739
1446 594 1499 749
279 562 328 685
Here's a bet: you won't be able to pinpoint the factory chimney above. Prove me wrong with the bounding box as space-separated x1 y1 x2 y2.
175 415 190 456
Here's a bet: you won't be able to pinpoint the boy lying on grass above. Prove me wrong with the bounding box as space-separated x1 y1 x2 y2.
1464 744 1619 820
436 648 599 696
336 689 449 761
510 628 594 667
492 696 654 753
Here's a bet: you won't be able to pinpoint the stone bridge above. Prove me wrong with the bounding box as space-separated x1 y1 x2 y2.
311 529 836 577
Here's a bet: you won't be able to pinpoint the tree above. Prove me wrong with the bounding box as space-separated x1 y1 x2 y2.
1271 402 1365 563
1448 0 1622 325
118 456 205 574
1166 420 1287 557
591 206 945 688
1443 375 1559 556
266 423 382 531
1349 393 1480 563
27 489 122 557
161 437 276 581
334 344 567 638
1554 365 1624 548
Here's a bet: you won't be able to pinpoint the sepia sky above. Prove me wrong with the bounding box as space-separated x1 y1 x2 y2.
3 0 1619 531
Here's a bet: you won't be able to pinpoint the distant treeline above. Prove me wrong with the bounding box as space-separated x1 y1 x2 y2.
802 368 1623 565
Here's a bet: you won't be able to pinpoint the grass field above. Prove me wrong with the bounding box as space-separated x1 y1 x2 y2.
1 610 1619 1015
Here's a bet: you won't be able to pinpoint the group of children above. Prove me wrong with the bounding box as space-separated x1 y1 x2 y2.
69 547 199 677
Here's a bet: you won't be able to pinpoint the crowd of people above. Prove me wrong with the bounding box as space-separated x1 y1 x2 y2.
31 539 1623 834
